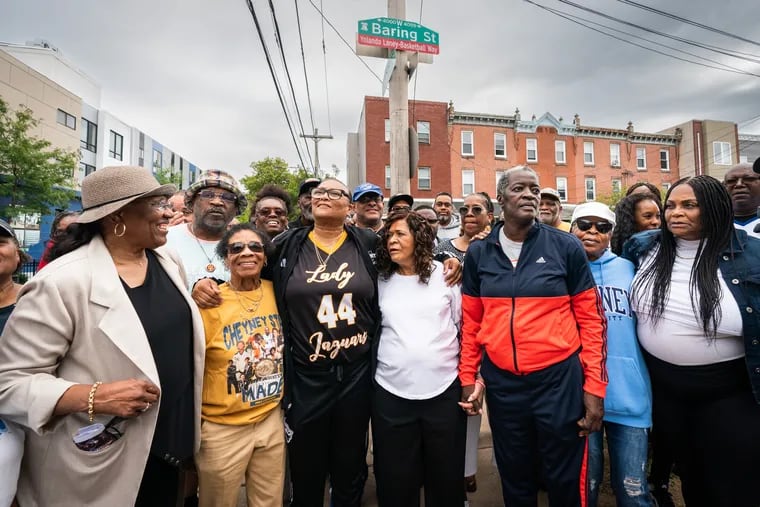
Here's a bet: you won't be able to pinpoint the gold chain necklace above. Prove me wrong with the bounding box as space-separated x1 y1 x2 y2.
310 231 346 268
229 281 263 314
190 225 218 273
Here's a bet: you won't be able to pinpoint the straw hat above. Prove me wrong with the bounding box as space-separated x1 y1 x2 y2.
76 166 177 223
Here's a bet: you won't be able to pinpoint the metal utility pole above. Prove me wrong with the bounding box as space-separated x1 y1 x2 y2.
301 127 333 177
388 0 410 195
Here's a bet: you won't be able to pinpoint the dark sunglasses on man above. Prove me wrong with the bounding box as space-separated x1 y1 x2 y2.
574 219 613 234
198 189 237 203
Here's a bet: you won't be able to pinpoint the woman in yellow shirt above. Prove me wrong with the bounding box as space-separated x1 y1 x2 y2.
197 223 284 507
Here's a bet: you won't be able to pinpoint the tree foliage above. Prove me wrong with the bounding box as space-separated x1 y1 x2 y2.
239 157 312 221
154 166 183 186
0 97 77 219
597 187 627 209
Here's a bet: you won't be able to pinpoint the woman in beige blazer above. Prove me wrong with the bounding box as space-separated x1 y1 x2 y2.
0 166 205 507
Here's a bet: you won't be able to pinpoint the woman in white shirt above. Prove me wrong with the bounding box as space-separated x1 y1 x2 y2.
372 210 465 507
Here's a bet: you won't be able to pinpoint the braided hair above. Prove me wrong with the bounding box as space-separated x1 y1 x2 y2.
631 176 734 338
610 194 662 255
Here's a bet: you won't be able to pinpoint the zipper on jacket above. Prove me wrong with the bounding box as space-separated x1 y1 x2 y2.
510 265 520 373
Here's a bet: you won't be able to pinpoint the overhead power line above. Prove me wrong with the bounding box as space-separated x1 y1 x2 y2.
306 0 384 84
243 0 312 173
293 0 316 133
319 0 333 135
614 0 760 49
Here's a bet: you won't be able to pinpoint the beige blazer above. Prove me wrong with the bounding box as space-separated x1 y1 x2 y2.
0 235 205 507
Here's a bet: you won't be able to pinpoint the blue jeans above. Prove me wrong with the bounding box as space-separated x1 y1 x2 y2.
588 422 652 507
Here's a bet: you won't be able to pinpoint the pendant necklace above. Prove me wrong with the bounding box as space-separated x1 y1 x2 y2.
191 225 217 273
229 281 263 316
310 230 346 268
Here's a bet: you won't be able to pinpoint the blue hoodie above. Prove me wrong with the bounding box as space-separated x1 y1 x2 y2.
589 250 652 428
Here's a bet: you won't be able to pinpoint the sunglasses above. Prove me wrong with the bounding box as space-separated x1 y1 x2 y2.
73 417 124 452
228 241 265 254
256 207 287 217
198 189 237 203
459 205 486 216
575 219 613 234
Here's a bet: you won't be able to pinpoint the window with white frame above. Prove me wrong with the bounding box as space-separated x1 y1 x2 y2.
660 149 670 171
153 149 163 170
583 141 595 165
384 119 390 143
461 131 474 156
612 179 622 194
555 140 566 164
585 177 596 201
495 170 505 195
526 138 538 163
385 165 391 189
556 177 568 202
462 169 475 195
713 142 732 165
636 147 646 170
610 143 621 167
494 133 506 158
417 167 431 190
662 182 671 193
417 121 430 144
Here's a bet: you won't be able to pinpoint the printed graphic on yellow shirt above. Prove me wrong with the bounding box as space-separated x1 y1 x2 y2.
226 317 283 406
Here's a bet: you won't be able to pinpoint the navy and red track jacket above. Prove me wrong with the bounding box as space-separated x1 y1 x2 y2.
459 222 608 398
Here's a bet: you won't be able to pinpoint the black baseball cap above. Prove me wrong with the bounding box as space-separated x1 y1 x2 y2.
753 156 760 174
298 178 321 197
388 193 414 210
0 219 15 238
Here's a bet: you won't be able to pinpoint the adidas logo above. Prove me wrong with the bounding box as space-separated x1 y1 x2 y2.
535 257 546 264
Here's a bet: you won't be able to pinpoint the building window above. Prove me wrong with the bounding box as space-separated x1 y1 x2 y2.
79 162 96 176
56 109 76 130
585 177 596 201
556 177 568 202
417 167 431 190
660 149 670 171
610 143 621 167
662 182 671 193
583 141 595 165
713 141 732 165
152 149 163 170
526 138 538 163
494 133 506 158
495 170 505 195
461 131 474 156
612 179 622 194
109 131 123 161
384 119 390 143
417 121 430 144
385 165 391 189
80 118 97 152
636 147 646 170
462 169 475 195
555 140 566 164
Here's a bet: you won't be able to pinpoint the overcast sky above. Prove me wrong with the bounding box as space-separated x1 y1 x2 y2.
2 0 759 181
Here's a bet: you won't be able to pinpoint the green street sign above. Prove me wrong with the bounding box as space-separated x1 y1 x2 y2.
357 17 439 55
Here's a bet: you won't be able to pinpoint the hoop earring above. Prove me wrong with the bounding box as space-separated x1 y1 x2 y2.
114 223 127 237
264 259 268 267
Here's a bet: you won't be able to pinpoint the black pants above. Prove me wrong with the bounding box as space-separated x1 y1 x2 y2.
135 454 181 507
645 352 760 507
286 360 371 507
371 380 466 507
483 352 587 507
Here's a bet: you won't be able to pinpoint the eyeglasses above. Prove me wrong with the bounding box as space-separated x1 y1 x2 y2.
198 189 237 203
228 241 265 254
390 205 411 212
256 207 287 217
356 194 383 205
435 201 453 208
311 188 349 200
73 417 124 452
459 205 486 216
148 200 173 212
724 175 760 187
575 219 613 234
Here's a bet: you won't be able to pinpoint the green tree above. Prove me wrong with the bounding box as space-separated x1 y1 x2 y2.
597 187 627 209
154 166 183 186
239 157 312 222
0 98 77 219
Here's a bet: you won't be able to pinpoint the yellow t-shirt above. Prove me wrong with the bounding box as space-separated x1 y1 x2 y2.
199 281 283 425
557 221 571 232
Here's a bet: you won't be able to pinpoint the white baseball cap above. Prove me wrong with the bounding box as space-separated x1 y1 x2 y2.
571 202 616 226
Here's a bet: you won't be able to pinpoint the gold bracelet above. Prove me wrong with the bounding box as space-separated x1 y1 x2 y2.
87 381 102 423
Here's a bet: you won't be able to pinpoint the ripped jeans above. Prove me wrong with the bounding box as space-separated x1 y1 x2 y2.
588 422 652 507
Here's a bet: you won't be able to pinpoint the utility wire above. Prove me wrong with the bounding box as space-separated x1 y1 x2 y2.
614 0 760 49
523 0 760 78
268 0 314 167
535 1 760 77
293 0 316 133
556 0 760 64
319 0 333 134
306 0 384 84
244 0 312 173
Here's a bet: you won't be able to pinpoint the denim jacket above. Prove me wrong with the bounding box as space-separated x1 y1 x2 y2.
623 229 760 404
